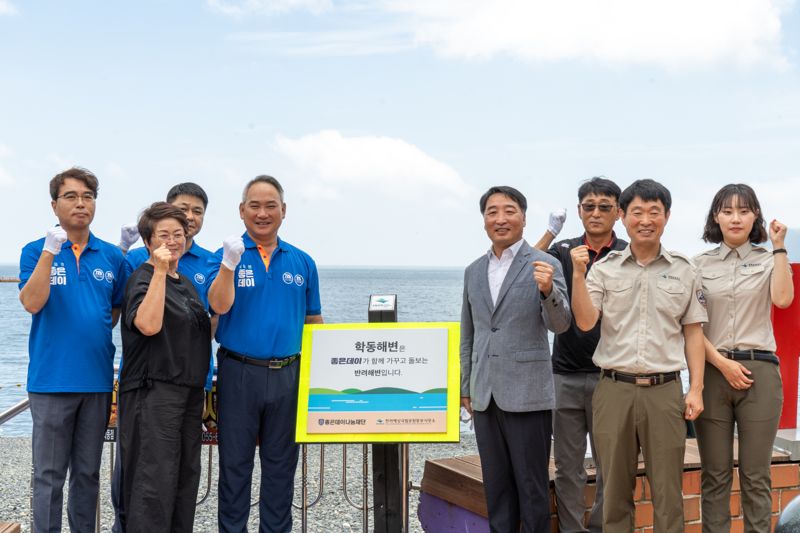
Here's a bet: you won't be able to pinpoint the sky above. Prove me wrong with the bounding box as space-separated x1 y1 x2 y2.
1 0 799 267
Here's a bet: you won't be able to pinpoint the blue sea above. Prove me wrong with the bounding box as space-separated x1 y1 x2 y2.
0 264 464 436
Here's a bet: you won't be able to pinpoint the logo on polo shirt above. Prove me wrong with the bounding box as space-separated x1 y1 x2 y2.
194 273 206 284
294 274 304 286
105 271 114 283
237 266 255 287
93 268 104 281
282 272 293 284
50 263 67 286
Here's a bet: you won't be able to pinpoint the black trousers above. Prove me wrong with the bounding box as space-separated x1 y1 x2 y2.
473 398 552 533
119 381 204 533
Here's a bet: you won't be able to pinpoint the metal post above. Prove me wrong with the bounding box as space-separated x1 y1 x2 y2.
362 444 369 533
301 444 308 533
368 294 403 533
401 443 409 533
196 446 214 505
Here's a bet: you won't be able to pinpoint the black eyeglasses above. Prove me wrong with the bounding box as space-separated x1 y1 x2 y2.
57 192 96 203
580 203 616 213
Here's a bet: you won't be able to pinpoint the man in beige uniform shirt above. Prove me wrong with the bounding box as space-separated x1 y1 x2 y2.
571 179 708 533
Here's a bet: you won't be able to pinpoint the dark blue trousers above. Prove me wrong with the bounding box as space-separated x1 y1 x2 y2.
217 352 300 533
473 399 552 533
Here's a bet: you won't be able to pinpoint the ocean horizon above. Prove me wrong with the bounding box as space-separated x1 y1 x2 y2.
0 264 465 436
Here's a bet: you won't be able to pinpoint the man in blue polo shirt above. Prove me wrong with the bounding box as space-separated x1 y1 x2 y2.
208 174 323 533
111 182 215 532
19 167 128 533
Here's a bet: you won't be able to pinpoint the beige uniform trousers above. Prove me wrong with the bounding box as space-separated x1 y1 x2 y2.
694 361 782 532
593 376 686 532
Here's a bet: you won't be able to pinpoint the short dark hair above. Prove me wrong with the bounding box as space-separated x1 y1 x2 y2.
577 176 622 202
137 202 189 246
702 184 768 244
242 175 284 203
479 186 527 214
166 182 208 208
619 179 671 212
49 167 98 201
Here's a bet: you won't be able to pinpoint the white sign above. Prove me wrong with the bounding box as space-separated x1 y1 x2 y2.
368 294 396 312
306 327 448 433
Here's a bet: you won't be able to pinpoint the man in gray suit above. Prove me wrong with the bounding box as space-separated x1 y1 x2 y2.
461 185 572 533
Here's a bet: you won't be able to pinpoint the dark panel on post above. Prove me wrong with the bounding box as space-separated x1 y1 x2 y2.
369 295 401 533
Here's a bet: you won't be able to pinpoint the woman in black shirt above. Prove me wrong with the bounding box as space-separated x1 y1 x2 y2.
119 202 211 533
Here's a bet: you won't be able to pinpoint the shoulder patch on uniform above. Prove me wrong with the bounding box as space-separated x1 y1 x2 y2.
696 289 707 308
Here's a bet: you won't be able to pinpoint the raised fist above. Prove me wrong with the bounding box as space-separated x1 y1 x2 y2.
43 226 68 256
548 208 567 237
533 261 554 296
570 245 590 276
221 235 245 271
119 223 140 252
151 243 172 273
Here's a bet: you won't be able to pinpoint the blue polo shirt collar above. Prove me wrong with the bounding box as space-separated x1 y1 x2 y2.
62 231 101 252
242 232 285 254
185 240 201 258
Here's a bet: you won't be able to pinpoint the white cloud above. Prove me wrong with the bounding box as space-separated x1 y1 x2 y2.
215 0 794 67
384 0 791 68
207 0 332 16
0 0 17 15
273 130 472 200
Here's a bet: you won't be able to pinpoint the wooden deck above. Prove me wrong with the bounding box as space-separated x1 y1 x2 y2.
420 438 792 520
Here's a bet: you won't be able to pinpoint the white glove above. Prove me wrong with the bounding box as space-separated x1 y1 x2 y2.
221 235 245 271
547 208 567 237
118 223 140 252
43 226 68 256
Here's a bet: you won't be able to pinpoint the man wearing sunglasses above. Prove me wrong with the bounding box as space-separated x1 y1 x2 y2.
543 177 626 533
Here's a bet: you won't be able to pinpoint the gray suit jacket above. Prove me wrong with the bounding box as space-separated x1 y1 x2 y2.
460 240 571 412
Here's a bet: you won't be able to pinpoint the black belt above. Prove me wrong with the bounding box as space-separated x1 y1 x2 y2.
602 369 680 387
219 347 300 369
718 349 779 365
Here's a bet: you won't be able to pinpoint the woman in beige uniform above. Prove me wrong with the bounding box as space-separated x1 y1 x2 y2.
694 183 794 532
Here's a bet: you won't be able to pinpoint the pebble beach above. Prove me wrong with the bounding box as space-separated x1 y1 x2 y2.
0 433 478 532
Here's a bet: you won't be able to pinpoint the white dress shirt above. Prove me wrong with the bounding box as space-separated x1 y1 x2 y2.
487 239 524 306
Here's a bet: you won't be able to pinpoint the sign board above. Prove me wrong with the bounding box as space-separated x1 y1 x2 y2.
296 322 460 443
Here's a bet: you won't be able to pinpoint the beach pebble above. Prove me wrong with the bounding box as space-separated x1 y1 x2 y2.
0 434 478 532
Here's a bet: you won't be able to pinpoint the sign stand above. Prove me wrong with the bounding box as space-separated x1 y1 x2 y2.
294 305 460 532
368 295 404 533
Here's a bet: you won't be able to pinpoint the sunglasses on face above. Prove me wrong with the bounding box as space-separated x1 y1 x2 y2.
580 203 616 213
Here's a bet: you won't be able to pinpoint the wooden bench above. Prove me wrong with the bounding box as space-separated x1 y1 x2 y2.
418 439 796 532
